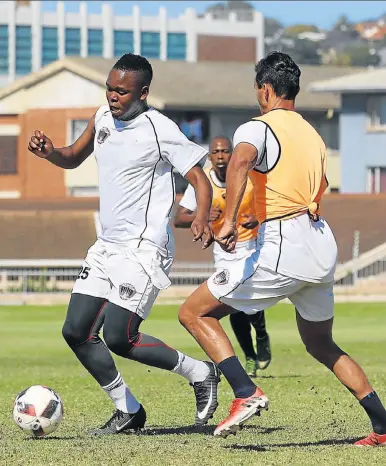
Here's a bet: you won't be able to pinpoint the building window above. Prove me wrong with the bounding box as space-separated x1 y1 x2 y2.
367 167 386 193
71 120 88 143
141 32 160 59
65 28 81 56
0 25 9 74
114 30 134 57
0 136 17 174
366 96 386 130
16 25 31 75
88 29 103 56
167 33 186 60
42 27 58 67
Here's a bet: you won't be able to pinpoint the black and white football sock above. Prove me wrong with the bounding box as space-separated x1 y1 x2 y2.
102 372 140 414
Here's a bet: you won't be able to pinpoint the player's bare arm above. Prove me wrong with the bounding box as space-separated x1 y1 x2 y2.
217 143 257 252
184 165 214 249
175 205 222 229
174 206 196 228
28 114 96 169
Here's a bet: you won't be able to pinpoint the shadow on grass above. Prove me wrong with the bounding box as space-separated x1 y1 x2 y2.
137 425 285 437
25 435 78 441
259 375 303 379
225 437 358 451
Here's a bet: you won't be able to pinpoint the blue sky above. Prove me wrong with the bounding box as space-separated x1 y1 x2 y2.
41 1 386 29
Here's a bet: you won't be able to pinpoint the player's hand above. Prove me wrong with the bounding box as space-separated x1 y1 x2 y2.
191 217 214 249
240 214 259 230
209 206 222 222
216 221 238 253
28 130 54 158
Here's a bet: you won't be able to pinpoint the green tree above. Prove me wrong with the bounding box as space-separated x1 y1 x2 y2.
333 14 353 31
346 46 380 67
285 24 319 37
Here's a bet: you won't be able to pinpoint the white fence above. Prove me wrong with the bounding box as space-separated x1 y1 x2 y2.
2 241 386 294
0 260 216 293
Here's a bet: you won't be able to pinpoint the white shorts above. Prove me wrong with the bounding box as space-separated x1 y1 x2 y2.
213 238 257 271
72 239 172 319
208 215 337 322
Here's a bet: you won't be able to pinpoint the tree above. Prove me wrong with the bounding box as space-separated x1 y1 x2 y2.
265 37 321 65
346 46 381 67
285 24 319 37
333 14 353 31
265 17 283 37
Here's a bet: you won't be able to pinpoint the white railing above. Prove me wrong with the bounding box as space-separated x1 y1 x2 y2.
0 260 216 293
334 242 386 286
2 241 386 294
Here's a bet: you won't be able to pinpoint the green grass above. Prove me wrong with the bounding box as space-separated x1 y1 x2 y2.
1 303 386 465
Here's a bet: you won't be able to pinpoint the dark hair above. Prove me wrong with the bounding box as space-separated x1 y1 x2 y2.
113 53 153 86
254 51 300 100
211 135 233 150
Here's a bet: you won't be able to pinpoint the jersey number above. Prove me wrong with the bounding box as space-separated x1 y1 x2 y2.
78 267 91 280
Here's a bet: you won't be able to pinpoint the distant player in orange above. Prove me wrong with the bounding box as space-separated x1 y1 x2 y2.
174 136 271 377
177 51 386 445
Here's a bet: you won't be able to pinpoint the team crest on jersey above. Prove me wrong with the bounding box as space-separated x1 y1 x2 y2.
119 283 136 300
97 127 110 144
213 269 229 285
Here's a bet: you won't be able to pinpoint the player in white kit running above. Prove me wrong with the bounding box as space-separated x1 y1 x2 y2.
178 52 386 445
27 54 220 435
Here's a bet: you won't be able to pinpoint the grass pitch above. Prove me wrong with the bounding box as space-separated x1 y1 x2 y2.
1 302 386 465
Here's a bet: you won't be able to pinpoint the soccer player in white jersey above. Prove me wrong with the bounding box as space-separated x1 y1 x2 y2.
27 54 220 435
178 52 386 445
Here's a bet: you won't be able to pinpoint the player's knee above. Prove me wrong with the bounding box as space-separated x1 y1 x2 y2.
62 320 89 347
304 337 333 364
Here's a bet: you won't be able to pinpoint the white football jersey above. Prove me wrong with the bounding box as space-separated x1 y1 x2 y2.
93 105 207 255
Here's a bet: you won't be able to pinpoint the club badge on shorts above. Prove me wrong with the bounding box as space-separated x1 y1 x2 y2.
97 127 110 144
213 269 229 285
119 283 136 300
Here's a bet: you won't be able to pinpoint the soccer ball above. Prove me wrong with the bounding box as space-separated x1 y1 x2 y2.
12 385 64 437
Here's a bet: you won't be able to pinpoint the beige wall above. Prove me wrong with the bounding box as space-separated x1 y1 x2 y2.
326 150 340 191
0 71 107 114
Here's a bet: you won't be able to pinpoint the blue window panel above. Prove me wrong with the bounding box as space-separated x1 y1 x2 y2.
42 27 58 66
0 25 8 73
87 28 103 56
167 33 186 60
113 30 134 57
140 32 160 59
16 25 31 75
65 28 81 56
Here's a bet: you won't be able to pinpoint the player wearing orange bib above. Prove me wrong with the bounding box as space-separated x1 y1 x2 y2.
175 136 271 376
177 52 386 445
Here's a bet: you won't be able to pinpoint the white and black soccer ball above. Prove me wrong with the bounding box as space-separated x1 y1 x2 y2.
12 385 64 437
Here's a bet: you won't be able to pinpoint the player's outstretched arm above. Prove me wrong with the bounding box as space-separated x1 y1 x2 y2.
184 165 214 249
27 114 96 169
217 143 257 252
